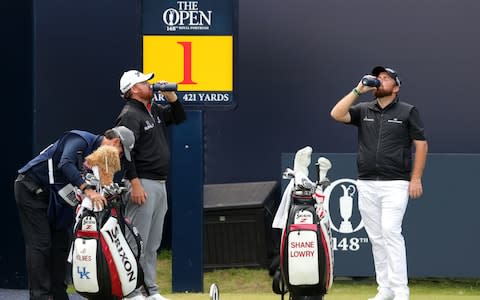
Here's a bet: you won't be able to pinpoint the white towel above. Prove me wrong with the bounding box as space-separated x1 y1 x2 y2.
272 179 294 229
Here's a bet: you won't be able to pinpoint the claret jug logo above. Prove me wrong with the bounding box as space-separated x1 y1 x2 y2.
324 178 369 252
324 179 363 234
163 1 212 32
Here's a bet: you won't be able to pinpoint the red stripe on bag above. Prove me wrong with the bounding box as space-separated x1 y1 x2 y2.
319 228 331 290
280 228 286 271
289 224 317 231
100 236 123 297
76 230 99 238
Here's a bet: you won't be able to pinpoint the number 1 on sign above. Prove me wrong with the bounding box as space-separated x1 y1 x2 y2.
177 41 197 84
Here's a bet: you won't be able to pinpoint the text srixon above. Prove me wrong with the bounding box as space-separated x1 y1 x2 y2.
105 227 136 282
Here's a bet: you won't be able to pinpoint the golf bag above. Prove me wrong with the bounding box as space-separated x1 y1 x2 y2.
70 188 145 299
272 146 334 300
280 192 333 297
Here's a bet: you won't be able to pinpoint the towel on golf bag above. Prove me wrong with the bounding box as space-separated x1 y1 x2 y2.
280 193 333 296
272 179 294 229
70 202 144 299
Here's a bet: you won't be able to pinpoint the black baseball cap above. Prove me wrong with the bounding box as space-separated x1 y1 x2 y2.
371 66 401 86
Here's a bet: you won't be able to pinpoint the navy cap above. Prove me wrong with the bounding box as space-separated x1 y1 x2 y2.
371 66 401 86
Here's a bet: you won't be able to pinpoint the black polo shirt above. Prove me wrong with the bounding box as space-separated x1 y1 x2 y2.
115 99 186 180
348 97 426 180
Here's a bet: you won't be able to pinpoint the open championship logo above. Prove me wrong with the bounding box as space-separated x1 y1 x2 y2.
324 178 363 234
323 179 369 252
163 1 212 32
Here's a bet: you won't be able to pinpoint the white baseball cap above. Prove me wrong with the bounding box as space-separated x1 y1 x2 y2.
119 70 154 95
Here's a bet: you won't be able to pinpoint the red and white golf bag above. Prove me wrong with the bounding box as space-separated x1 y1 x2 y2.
280 191 333 297
272 146 334 299
69 185 145 299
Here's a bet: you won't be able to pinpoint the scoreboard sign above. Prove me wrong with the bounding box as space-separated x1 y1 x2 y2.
143 0 235 109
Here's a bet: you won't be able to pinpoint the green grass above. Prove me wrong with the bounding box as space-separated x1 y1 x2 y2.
70 250 480 299
156 250 480 299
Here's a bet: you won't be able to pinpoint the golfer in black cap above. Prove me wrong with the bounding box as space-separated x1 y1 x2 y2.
330 66 428 300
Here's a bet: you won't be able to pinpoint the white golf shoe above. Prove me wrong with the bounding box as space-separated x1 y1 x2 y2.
146 294 171 300
368 288 394 300
123 295 146 300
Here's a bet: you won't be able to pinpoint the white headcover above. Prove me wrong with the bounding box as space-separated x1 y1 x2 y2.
317 157 332 182
293 146 312 186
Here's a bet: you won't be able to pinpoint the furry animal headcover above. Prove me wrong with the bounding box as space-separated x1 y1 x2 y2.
85 145 121 185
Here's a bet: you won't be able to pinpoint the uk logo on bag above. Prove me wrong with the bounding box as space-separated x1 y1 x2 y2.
72 238 99 293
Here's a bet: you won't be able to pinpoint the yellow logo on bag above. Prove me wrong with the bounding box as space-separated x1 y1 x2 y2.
144 35 233 91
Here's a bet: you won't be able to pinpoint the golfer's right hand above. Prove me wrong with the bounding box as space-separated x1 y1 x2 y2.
130 181 147 205
356 77 376 94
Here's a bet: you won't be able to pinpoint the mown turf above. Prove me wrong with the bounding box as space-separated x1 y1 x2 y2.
160 295 480 300
155 250 480 299
68 250 480 299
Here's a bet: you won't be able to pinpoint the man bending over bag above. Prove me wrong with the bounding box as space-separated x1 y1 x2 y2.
14 126 135 300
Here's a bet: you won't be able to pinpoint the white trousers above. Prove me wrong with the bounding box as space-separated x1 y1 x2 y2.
357 180 410 298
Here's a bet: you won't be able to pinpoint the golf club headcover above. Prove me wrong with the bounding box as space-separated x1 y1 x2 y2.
317 157 332 183
293 146 312 186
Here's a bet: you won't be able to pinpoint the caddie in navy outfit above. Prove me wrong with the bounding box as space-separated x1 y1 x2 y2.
330 66 428 300
14 126 135 300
